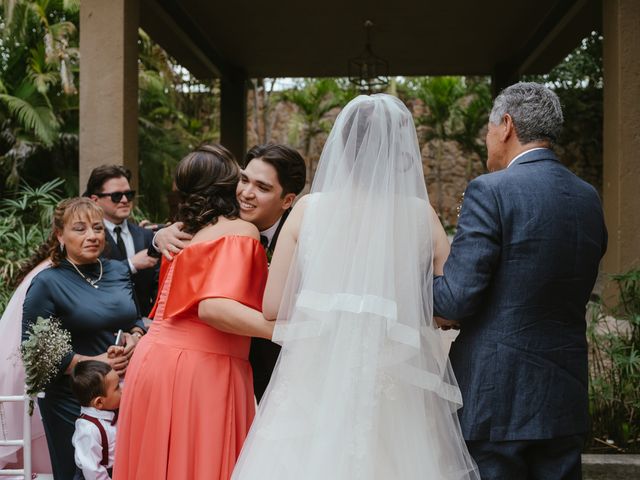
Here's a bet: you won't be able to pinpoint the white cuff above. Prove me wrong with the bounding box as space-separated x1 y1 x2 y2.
128 258 137 274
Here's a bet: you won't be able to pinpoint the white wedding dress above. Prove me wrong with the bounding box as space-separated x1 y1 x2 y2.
232 94 479 480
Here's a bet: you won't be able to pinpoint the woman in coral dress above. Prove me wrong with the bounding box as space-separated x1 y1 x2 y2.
114 145 274 480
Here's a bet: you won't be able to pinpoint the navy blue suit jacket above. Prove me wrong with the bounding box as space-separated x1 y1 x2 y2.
104 220 158 317
433 148 607 441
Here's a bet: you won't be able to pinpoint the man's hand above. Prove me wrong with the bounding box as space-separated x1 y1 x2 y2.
155 222 193 261
131 250 159 270
435 316 460 331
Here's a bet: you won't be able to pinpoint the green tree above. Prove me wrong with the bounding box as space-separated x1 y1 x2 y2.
406 76 465 214
525 31 603 191
0 177 63 309
451 78 492 176
282 78 357 184
0 0 80 194
137 29 220 221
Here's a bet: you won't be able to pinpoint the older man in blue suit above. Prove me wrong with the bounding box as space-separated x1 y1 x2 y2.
433 83 607 480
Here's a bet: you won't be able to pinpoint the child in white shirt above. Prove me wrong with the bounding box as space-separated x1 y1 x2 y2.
70 361 121 480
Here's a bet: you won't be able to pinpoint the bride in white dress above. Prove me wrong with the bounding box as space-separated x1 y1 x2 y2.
233 94 479 479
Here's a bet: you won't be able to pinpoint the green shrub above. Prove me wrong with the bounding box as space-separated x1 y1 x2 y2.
588 269 640 452
0 178 63 311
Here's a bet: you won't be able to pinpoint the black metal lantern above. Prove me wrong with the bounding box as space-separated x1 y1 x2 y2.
348 20 390 93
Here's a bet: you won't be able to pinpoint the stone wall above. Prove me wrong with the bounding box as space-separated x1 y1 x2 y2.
247 92 602 227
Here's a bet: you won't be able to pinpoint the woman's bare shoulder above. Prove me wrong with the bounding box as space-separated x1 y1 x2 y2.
191 218 259 244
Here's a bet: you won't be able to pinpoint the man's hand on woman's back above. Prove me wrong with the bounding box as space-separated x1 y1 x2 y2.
153 222 193 260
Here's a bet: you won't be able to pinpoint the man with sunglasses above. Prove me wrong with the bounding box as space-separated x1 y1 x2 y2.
84 165 159 317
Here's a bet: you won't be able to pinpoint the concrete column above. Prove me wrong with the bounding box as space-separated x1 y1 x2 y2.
79 0 139 192
602 0 640 275
221 76 248 163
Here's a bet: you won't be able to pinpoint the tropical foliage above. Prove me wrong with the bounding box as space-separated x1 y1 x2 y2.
137 30 220 220
0 0 80 195
588 270 640 453
525 31 603 191
400 76 491 214
0 177 63 310
281 78 358 184
0 1 223 220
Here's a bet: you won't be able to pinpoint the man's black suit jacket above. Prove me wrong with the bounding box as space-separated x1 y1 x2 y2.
250 209 290 402
103 220 158 317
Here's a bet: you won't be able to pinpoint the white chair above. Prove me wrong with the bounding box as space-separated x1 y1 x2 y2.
0 391 50 479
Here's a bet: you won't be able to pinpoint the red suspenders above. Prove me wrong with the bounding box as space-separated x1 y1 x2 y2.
78 414 109 466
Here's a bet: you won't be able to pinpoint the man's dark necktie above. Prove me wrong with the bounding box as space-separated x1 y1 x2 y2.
260 235 269 250
114 226 127 258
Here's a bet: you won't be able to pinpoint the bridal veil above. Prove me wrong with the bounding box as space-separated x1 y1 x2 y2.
233 94 479 479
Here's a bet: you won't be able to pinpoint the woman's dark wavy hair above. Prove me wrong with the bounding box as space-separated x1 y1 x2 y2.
11 242 50 288
174 144 241 234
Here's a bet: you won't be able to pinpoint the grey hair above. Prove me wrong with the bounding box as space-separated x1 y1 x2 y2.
489 82 563 145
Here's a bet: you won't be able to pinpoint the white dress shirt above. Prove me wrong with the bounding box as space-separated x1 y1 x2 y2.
506 147 547 169
103 219 137 273
260 216 283 247
72 406 117 480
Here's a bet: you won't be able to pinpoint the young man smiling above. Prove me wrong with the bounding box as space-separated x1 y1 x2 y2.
154 143 306 400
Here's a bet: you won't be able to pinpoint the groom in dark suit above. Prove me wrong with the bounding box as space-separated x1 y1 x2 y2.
154 144 306 401
84 165 159 317
433 83 607 479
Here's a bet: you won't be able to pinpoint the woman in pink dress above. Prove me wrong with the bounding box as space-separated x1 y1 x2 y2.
114 145 274 480
0 256 52 477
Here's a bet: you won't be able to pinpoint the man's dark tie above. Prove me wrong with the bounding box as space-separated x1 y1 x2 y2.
114 226 127 258
260 235 269 250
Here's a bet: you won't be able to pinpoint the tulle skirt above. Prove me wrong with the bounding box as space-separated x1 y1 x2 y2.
232 312 479 480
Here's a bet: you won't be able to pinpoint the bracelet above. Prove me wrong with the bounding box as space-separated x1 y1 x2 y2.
131 331 143 339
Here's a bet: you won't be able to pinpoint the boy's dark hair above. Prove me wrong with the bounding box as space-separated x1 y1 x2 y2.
83 164 132 197
71 360 112 407
244 144 306 196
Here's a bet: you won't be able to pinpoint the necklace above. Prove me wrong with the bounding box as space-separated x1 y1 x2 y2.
68 258 103 288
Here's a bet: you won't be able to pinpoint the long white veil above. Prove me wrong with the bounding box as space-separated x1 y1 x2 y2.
234 94 478 479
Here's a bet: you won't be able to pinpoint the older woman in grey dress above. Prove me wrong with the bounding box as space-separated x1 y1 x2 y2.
22 198 145 479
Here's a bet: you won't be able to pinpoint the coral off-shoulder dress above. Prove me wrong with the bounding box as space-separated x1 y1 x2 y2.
114 236 268 480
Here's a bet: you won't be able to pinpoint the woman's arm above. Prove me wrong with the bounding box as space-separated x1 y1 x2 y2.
262 196 308 320
23 275 131 376
198 299 274 339
196 219 275 339
22 275 78 374
429 206 459 330
430 205 450 276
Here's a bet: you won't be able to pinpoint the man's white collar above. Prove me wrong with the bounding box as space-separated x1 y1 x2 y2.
260 216 283 244
80 406 117 421
103 218 128 235
506 147 547 168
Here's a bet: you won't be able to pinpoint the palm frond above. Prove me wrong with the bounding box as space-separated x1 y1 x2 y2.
0 93 59 145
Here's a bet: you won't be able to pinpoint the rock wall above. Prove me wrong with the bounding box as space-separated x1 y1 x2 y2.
247 92 602 227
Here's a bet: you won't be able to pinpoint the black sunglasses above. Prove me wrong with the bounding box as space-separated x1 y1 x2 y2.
96 190 136 203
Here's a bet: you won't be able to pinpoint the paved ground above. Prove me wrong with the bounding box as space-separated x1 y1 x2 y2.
582 454 640 480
